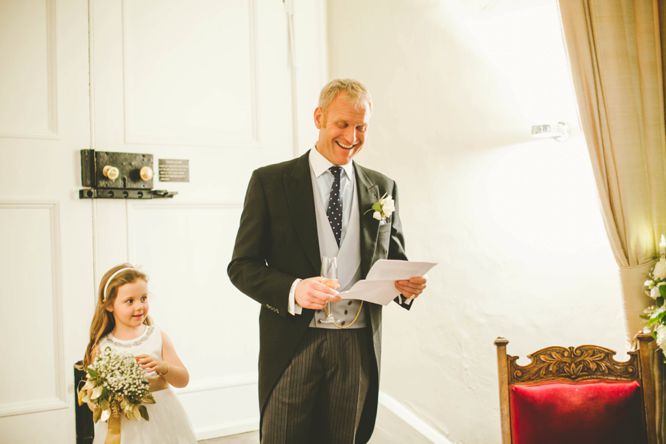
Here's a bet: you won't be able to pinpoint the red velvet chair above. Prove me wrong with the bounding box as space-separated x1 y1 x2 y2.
495 335 657 444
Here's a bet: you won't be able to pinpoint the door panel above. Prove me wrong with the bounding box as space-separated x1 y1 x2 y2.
0 204 64 412
0 0 57 139
0 0 91 442
122 0 257 146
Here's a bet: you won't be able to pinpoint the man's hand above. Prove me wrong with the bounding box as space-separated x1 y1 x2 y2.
395 275 427 299
295 277 342 310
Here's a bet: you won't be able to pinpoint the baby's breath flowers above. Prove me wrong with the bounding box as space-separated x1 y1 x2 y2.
78 346 155 422
642 258 666 359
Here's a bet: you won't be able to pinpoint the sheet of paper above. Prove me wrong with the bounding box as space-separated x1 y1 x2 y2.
340 260 437 305
366 259 437 281
340 279 400 305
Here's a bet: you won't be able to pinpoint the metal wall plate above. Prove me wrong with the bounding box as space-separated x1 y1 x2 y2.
81 149 154 189
79 149 176 199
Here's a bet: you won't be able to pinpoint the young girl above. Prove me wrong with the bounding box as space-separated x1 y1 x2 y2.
83 264 196 444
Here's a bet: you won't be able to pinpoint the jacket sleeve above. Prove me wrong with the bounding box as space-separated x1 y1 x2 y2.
227 170 295 317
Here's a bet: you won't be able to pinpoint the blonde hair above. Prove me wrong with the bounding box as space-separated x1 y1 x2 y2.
83 264 150 367
318 79 372 115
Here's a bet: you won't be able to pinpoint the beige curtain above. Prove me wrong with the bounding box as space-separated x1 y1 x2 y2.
559 1 666 441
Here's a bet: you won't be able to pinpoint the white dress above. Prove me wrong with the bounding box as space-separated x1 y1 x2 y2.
93 325 196 444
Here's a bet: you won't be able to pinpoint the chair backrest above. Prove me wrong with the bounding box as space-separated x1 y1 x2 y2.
494 334 657 444
73 361 94 444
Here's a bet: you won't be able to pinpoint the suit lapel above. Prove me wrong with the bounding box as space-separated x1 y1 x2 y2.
355 163 381 278
284 151 321 273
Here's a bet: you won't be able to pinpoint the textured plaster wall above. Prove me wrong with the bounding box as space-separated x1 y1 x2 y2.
326 0 629 442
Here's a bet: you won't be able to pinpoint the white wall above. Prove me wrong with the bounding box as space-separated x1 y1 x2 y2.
327 0 628 442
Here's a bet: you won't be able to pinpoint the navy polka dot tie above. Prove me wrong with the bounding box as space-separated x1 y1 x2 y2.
327 166 343 246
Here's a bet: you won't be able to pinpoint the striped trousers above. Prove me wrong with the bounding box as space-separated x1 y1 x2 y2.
261 328 373 444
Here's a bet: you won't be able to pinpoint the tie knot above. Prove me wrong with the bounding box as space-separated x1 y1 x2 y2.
329 166 342 179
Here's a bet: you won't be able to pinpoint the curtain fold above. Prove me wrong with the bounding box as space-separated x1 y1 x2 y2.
559 0 666 334
559 1 666 441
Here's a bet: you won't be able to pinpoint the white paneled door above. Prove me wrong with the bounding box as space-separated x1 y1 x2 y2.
1 0 328 442
0 0 92 443
89 0 295 439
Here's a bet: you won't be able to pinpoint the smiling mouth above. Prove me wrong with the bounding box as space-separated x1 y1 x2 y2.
335 141 356 150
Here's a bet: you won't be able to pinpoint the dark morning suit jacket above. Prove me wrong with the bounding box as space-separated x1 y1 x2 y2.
227 150 411 443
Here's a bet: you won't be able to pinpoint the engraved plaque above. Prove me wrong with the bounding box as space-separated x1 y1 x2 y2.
159 159 190 183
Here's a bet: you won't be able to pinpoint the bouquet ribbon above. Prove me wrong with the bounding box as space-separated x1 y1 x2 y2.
105 412 121 444
104 377 168 444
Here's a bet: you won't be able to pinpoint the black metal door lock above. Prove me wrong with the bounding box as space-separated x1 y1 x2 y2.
79 149 176 199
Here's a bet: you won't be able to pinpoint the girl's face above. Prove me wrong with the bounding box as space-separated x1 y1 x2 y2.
108 279 149 330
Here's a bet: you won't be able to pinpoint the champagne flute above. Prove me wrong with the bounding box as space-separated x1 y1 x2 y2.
320 256 338 324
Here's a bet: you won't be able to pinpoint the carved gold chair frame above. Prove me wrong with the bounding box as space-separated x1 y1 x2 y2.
495 334 657 444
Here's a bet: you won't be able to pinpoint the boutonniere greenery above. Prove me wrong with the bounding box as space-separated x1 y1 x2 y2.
365 193 395 225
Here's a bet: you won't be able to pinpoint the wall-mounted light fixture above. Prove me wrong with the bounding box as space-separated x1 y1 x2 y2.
531 121 569 142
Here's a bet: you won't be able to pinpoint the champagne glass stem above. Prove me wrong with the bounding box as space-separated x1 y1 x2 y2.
320 257 338 324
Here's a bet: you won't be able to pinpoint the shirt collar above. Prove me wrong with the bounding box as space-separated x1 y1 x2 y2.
309 146 355 180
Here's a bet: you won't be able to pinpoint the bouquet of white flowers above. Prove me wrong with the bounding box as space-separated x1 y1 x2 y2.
78 346 155 424
642 258 666 358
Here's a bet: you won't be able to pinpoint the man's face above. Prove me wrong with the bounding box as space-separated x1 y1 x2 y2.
314 93 370 165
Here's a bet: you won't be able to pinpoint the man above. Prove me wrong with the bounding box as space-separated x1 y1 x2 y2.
228 79 427 443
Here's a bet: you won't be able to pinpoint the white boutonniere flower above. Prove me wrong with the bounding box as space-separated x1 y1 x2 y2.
366 193 395 225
